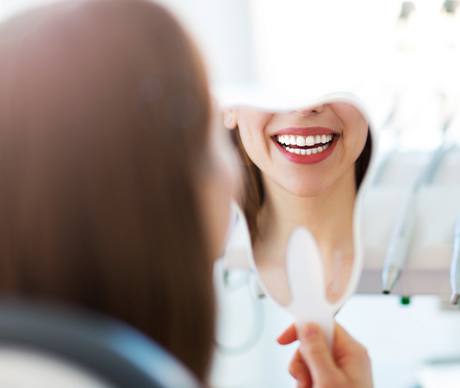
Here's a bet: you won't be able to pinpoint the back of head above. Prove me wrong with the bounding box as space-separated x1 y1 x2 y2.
0 0 214 381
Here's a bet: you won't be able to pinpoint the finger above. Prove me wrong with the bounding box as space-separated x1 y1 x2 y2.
298 323 338 384
277 323 298 345
289 349 312 387
334 324 366 355
333 323 370 365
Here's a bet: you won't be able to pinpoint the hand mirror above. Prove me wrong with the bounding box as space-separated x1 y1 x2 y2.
222 94 376 341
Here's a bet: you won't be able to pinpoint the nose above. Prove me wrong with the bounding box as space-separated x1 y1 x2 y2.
295 104 325 116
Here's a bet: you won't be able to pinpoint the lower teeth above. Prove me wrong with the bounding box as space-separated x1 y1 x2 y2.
284 142 331 155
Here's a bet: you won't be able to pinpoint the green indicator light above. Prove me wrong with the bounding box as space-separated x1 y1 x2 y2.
400 296 411 305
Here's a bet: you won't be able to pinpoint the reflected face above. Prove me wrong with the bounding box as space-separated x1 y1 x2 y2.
230 103 368 196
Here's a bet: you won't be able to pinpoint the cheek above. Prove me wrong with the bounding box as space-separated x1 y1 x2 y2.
235 110 274 171
353 129 368 161
238 122 271 166
335 108 368 162
345 126 368 163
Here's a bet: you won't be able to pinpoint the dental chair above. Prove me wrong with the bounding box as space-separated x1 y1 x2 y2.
0 301 199 388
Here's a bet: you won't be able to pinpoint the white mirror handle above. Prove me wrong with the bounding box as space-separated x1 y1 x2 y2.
286 228 335 345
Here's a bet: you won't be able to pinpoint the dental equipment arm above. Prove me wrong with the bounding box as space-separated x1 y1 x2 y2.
382 144 453 294
450 216 460 305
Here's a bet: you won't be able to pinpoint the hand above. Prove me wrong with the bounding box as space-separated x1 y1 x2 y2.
277 323 373 388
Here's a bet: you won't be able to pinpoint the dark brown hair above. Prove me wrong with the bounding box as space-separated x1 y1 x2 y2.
0 0 214 381
232 126 372 240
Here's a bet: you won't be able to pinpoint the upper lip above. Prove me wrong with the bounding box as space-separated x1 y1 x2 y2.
271 126 339 137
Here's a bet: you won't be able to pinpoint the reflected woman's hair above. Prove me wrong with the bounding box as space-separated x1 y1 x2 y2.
0 0 214 381
232 124 372 240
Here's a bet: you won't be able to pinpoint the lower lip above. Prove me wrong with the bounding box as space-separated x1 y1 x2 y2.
273 137 338 164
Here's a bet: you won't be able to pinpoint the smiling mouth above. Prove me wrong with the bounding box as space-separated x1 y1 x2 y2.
273 133 338 156
270 126 340 164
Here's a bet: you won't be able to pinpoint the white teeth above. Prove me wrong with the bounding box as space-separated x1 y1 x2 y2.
277 133 334 147
305 136 315 146
284 142 331 156
278 135 288 145
296 136 306 146
323 134 333 143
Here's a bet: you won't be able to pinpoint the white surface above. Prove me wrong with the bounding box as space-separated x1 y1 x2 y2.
212 284 460 388
0 347 112 388
418 363 460 388
338 295 460 388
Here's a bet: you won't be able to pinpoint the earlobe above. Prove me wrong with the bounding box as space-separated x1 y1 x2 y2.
223 109 237 129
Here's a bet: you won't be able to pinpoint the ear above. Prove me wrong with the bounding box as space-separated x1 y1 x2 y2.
223 109 237 129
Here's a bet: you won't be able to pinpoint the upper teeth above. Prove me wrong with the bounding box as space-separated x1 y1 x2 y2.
277 134 333 146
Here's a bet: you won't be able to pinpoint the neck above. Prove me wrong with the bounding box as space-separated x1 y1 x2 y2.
253 168 358 304
256 169 357 264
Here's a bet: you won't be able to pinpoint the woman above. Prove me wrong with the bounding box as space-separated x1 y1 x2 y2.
0 0 371 386
224 104 372 303
0 0 233 380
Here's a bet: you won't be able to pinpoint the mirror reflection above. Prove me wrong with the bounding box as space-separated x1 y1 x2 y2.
223 101 372 304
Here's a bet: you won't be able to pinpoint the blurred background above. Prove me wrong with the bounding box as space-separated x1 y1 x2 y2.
2 1 460 387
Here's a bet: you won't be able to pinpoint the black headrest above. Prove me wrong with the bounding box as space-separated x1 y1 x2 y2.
0 300 200 388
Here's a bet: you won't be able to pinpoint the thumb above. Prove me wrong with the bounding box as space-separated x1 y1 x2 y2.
298 323 338 385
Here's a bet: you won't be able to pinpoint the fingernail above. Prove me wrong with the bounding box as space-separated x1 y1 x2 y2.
302 323 319 340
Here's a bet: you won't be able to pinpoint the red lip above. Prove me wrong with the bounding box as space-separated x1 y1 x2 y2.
272 126 339 165
273 126 338 136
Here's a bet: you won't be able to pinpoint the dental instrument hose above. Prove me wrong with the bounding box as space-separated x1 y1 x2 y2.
215 270 265 355
382 184 418 294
